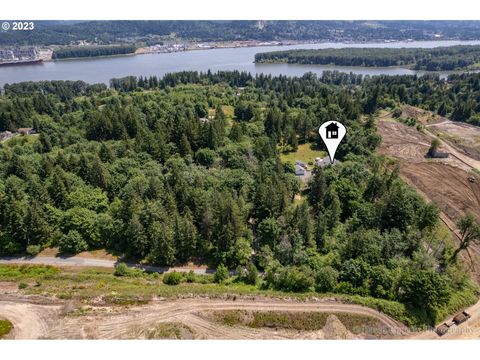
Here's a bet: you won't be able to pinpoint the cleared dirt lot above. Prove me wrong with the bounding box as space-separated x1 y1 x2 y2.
377 116 480 262
378 118 480 222
401 162 480 226
0 295 408 340
428 120 480 161
3 293 480 339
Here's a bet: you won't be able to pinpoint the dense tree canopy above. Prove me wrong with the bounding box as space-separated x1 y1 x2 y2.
52 45 137 60
2 21 480 46
0 70 476 324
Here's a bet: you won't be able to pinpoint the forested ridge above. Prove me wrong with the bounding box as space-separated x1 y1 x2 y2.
2 20 480 46
255 45 480 71
0 71 478 324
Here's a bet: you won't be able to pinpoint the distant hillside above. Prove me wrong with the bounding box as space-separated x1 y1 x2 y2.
2 20 480 46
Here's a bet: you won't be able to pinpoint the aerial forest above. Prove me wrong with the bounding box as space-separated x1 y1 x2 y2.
1 70 479 324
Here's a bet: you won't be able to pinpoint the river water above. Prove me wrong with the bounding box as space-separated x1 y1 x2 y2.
1 40 480 86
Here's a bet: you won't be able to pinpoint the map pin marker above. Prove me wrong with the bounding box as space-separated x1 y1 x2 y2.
319 121 346 164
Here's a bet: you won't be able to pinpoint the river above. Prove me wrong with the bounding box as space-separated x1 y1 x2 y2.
2 40 480 86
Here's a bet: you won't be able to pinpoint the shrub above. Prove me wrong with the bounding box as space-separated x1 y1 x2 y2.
214 264 229 283
163 271 184 285
114 263 144 277
18 282 28 289
392 107 402 118
185 270 196 283
244 263 259 285
195 148 216 167
315 266 339 292
277 266 315 292
113 262 129 277
58 230 88 254
26 245 41 256
427 138 441 157
266 265 315 292
0 319 13 339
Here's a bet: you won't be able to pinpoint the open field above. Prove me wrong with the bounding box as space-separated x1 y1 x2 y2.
280 143 326 168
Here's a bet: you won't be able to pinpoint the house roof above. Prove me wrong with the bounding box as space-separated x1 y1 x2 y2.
295 160 307 168
295 164 305 171
315 156 337 167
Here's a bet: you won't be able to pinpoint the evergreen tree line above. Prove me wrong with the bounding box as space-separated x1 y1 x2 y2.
52 45 137 60
255 45 480 71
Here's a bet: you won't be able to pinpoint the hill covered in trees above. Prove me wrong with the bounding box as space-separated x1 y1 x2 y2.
255 45 480 71
0 71 478 324
3 20 480 46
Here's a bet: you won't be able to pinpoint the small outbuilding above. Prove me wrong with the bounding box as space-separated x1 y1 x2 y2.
17 127 36 135
430 150 449 158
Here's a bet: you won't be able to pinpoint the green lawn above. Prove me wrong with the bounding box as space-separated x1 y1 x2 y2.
280 143 326 168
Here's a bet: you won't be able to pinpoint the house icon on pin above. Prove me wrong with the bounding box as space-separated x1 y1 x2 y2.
326 122 339 139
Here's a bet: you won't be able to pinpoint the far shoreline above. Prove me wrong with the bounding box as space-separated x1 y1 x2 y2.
39 38 480 63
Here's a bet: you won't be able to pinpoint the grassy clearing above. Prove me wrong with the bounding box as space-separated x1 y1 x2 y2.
221 105 234 118
0 319 13 338
279 143 326 168
127 322 195 339
210 310 382 334
0 264 60 280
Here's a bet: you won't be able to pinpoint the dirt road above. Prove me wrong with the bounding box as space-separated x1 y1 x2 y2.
0 295 408 339
0 255 211 274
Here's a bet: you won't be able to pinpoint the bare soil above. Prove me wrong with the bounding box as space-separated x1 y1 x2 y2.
428 120 480 161
377 115 480 276
0 295 408 340
377 118 480 225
